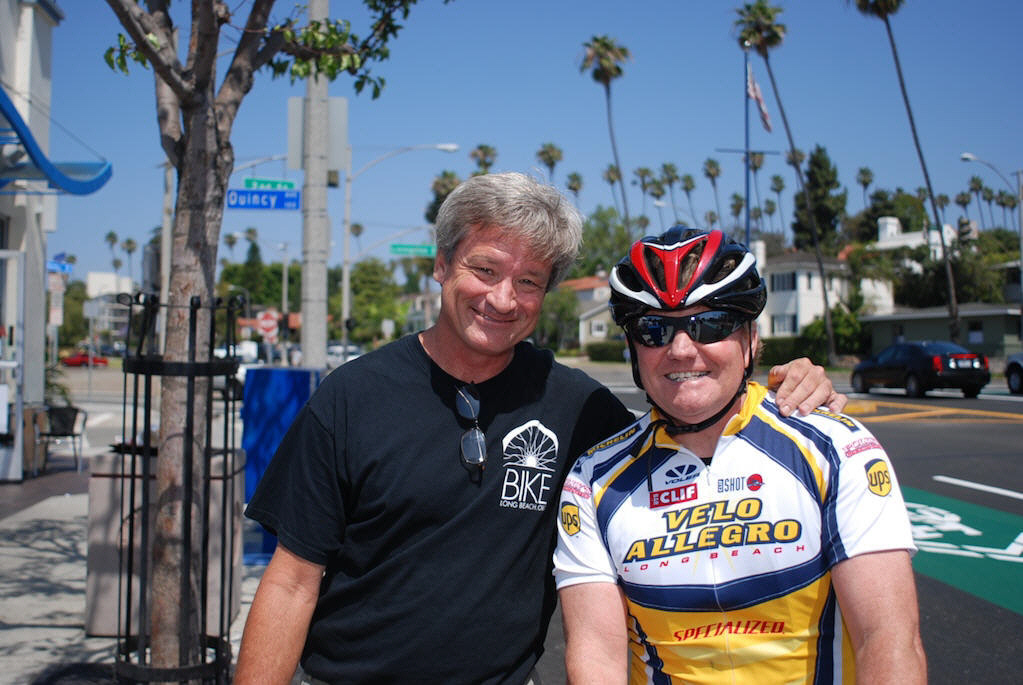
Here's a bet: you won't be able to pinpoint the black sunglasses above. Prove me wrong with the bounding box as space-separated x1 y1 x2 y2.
626 311 748 347
455 384 487 471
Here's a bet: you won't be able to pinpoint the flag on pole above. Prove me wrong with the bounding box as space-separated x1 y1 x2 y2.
746 64 772 133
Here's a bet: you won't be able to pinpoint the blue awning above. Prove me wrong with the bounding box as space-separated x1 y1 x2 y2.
0 85 111 195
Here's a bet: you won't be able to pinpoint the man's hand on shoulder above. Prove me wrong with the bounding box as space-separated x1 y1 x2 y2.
768 357 847 417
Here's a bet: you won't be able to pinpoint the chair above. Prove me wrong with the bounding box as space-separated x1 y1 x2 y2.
39 405 87 473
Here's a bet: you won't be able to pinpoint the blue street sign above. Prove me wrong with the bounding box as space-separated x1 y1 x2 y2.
47 260 72 274
226 188 301 210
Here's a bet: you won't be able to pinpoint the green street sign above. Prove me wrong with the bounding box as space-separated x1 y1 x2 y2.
390 243 436 257
244 177 296 190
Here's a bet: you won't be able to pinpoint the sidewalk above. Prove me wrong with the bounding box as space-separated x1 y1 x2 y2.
0 447 264 684
1 365 262 684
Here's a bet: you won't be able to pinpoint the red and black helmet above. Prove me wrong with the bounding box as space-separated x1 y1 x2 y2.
609 227 766 326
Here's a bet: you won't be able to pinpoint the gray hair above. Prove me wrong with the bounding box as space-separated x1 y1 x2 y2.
434 172 583 289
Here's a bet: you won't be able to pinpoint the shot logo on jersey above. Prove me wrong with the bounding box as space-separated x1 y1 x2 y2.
865 458 892 496
500 420 558 511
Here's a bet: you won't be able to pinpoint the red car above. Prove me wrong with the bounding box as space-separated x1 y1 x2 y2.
61 351 109 367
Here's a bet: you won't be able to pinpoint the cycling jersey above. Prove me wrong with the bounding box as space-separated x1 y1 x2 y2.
554 382 915 684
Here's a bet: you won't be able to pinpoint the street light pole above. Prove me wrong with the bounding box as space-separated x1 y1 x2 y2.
961 152 1023 344
341 143 458 361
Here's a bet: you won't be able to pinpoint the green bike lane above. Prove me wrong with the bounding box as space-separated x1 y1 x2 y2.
901 486 1023 615
847 396 1023 617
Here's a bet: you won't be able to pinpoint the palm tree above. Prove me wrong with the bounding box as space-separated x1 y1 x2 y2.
681 173 698 227
851 0 960 342
602 164 623 217
751 206 763 234
785 148 805 169
736 0 836 363
649 180 667 230
121 237 138 288
968 175 986 228
565 172 583 202
982 186 996 227
954 191 972 222
935 193 950 226
581 35 632 228
633 167 655 223
244 226 259 244
770 173 786 236
704 210 718 229
351 222 364 254
470 144 497 175
112 257 123 280
764 198 777 233
424 170 462 224
536 143 563 182
104 231 118 268
660 163 681 223
749 152 765 222
856 166 874 208
1003 192 1019 232
729 192 745 237
224 232 238 260
703 158 724 227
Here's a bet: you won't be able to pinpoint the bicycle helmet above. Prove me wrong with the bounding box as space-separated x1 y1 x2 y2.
609 227 766 327
609 227 767 434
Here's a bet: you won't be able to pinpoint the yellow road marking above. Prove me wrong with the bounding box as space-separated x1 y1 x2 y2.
845 398 1023 423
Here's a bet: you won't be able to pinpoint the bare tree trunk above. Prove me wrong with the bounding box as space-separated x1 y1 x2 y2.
882 17 960 343
151 93 232 674
604 87 630 231
762 56 837 366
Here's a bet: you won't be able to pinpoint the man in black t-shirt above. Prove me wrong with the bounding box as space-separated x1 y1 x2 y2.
234 172 845 684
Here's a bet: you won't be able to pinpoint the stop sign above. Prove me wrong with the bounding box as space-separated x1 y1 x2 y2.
257 310 279 342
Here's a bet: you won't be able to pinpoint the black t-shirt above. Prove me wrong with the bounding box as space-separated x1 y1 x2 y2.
246 335 634 684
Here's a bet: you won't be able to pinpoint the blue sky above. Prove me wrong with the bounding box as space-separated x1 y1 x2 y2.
47 1 1023 280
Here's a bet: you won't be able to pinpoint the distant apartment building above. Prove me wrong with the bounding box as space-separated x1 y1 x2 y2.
85 272 133 337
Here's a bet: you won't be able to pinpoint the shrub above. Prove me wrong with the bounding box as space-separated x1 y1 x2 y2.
586 340 627 362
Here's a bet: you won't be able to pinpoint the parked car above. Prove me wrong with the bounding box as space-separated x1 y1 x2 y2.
326 343 362 368
851 341 990 399
61 351 109 367
1006 352 1023 395
212 344 262 400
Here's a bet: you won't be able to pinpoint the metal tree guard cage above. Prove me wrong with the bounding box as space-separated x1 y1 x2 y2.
113 293 245 684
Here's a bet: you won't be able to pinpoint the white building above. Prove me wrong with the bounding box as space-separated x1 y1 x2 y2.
85 271 133 338
753 244 852 338
1 1 111 479
873 215 964 260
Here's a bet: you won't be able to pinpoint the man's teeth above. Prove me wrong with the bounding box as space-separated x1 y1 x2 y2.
667 371 709 382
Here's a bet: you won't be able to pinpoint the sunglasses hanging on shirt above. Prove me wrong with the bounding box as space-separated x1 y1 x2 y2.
455 383 487 473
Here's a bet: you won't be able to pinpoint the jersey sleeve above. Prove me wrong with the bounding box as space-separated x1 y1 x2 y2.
553 467 619 589
822 422 916 566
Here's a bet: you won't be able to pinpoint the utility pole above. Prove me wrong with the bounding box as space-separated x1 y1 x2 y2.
300 0 329 369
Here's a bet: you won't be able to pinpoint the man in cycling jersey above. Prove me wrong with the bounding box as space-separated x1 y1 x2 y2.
554 227 926 684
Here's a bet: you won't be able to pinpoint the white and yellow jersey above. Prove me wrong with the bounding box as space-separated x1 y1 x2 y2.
554 382 915 684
